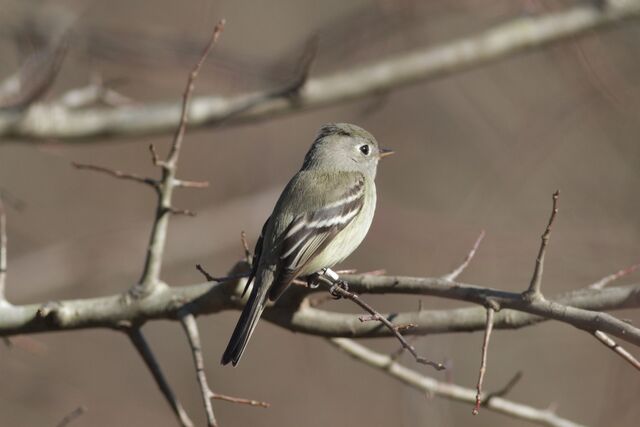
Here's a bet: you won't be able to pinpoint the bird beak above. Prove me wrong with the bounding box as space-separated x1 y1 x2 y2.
379 148 395 159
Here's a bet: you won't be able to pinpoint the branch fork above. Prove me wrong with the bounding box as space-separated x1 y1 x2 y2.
319 268 445 370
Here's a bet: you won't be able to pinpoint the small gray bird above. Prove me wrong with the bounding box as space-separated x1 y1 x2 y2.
222 123 393 366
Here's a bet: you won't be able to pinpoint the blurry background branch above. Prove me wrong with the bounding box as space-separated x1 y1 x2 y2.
329 338 584 427
1 0 640 141
0 3 71 112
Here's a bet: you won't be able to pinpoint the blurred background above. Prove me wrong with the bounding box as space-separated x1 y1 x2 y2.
1 0 640 426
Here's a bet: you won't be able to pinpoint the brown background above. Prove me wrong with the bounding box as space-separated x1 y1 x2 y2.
1 0 639 426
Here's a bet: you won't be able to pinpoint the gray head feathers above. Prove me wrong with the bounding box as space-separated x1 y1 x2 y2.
301 123 384 177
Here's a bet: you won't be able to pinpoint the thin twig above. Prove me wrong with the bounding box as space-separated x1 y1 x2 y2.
329 338 584 427
149 144 163 166
167 21 226 166
167 207 197 217
179 310 270 426
211 393 270 408
179 311 218 427
483 371 523 404
524 190 559 300
134 20 225 295
593 330 640 371
55 406 87 427
128 328 194 427
174 179 210 188
195 263 249 283
321 269 444 370
589 262 640 290
442 230 485 281
72 162 158 189
389 335 419 361
473 306 495 415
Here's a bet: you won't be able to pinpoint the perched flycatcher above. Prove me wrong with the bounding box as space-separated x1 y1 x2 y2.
222 123 393 366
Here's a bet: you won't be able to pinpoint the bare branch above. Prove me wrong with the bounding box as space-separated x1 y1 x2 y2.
0 36 68 111
524 190 560 300
589 261 640 290
179 311 218 427
3 2 640 141
167 207 197 217
0 269 638 343
473 306 495 415
323 273 640 347
388 335 419 361
195 263 249 283
128 328 194 427
71 162 159 189
179 310 269 426
168 21 225 165
210 393 270 408
484 371 523 404
329 338 585 427
442 230 485 281
320 269 444 370
134 20 225 295
173 179 210 189
55 406 87 427
149 144 163 167
593 330 640 371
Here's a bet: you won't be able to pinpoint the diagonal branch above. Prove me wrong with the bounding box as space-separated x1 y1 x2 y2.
0 35 68 111
442 230 485 281
329 338 585 427
71 162 159 189
179 311 218 427
473 306 496 415
524 190 559 300
166 21 225 168
179 309 269 427
128 328 194 427
320 269 444 370
589 261 640 290
3 1 640 141
55 406 87 427
484 371 523 404
133 20 225 296
593 330 640 371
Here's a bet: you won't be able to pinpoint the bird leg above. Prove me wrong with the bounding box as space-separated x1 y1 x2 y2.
321 268 348 299
305 273 321 289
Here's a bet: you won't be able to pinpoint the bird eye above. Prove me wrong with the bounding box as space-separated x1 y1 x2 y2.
359 145 370 155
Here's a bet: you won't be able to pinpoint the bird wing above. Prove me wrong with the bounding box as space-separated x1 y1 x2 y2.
242 216 269 298
268 174 366 300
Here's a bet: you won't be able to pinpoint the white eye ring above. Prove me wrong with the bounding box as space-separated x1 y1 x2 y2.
359 144 370 155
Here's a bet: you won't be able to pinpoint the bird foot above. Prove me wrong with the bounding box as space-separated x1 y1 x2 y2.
329 280 349 299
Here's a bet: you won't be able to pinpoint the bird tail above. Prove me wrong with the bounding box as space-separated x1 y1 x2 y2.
221 272 270 366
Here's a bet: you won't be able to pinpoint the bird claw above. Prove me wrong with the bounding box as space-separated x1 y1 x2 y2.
329 280 349 299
